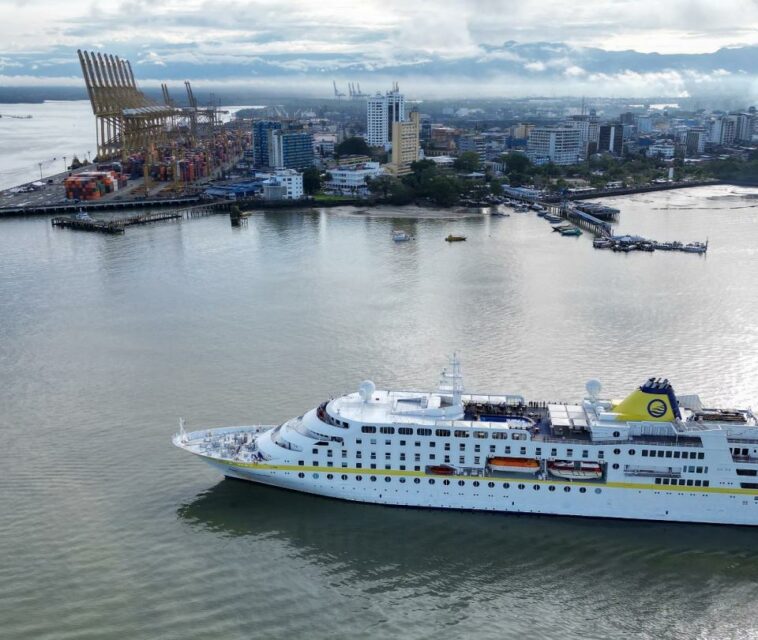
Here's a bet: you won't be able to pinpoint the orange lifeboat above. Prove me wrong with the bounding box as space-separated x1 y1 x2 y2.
427 465 456 475
487 457 540 474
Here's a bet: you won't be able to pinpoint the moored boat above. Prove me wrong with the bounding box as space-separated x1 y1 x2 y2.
548 460 603 480
487 457 540 474
445 234 466 242
392 229 412 242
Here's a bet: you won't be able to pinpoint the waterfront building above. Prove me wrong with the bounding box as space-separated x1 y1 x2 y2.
526 126 582 166
258 169 304 200
366 87 405 148
598 124 624 155
457 134 487 162
389 111 421 175
252 120 282 168
324 161 383 196
269 131 315 170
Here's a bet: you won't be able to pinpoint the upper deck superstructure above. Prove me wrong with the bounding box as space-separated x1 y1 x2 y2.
174 356 758 525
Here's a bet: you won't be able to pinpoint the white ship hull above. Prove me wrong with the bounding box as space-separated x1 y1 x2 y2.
202 458 758 526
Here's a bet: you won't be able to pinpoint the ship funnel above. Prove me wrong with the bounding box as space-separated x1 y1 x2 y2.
611 378 681 422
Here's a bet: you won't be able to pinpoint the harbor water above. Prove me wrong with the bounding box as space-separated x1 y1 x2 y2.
1 185 758 639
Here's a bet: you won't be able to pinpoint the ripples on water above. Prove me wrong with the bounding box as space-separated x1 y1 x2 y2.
1 185 758 639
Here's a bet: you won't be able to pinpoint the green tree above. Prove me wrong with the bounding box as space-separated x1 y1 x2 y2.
454 151 481 172
502 152 531 175
335 136 371 157
302 166 323 195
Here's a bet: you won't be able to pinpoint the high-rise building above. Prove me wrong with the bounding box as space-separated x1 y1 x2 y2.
457 134 487 162
685 129 707 156
269 130 315 170
636 115 654 134
366 87 405 148
389 111 420 175
252 120 282 168
598 124 624 155
526 126 582 165
735 113 755 143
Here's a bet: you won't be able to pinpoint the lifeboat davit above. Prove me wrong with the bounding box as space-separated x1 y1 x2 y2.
487 457 540 474
548 460 602 480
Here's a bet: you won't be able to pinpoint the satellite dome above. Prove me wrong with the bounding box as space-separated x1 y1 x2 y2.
586 379 602 399
359 380 376 402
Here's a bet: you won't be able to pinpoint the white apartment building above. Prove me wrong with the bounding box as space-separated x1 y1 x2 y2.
366 88 405 148
324 162 383 196
526 126 582 165
646 142 676 159
257 169 304 200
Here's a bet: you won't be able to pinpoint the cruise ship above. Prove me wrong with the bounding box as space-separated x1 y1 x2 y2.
173 356 758 526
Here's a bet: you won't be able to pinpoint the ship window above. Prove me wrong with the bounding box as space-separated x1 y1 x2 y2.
327 462 333 467
459 456 465 464
660 478 667 485
312 461 318 466
455 430 470 438
385 464 391 470
703 481 710 487
595 488 602 494
414 478 420 484
551 448 557 456
613 449 620 455
459 480 465 486
435 429 450 437
582 450 588 458
488 482 495 488
356 475 362 481
385 453 391 460
698 453 705 459
298 461 304 466
578 487 586 493
400 453 406 461
415 442 421 447
657 451 664 457
474 457 480 464
492 432 507 440
370 439 377 445
688 452 695 459
473 481 480 487
549 485 556 492
312 448 318 454
417 428 432 436
598 451 604 459
490 445 496 453
444 443 451 451
398 427 413 435
356 439 362 444
518 484 525 490
342 474 349 480
414 466 420 471
535 448 541 456
362 426 376 433
429 479 435 485
370 476 377 482
342 450 347 458
612 463 619 470
564 486 570 492
298 472 305 478
356 452 362 459
399 477 406 483
444 479 450 486
505 446 511 454
736 469 757 476
629 449 635 456
327 450 333 457
385 476 391 482
503 482 510 488
520 447 527 455
356 463 362 468
380 427 395 434
370 464 376 469
385 440 391 446
613 431 620 437
673 451 680 458
370 452 376 460
666 451 673 458
474 431 488 439
642 450 648 457
459 444 466 451
414 454 420 462
444 456 450 463
400 465 406 471
475 445 481 453
327 474 333 479
430 442 436 448
341 462 347 468
400 440 406 446
686 479 693 486
533 484 540 491
430 454 436 460
695 480 701 487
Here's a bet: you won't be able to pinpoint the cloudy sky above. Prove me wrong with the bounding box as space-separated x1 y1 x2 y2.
1 0 758 98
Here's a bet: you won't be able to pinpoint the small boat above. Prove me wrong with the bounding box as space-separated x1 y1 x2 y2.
638 242 655 252
536 210 548 217
492 210 510 217
392 229 412 242
559 227 582 236
613 243 636 252
75 209 93 221
427 465 456 476
653 242 675 251
681 241 708 254
544 214 563 223
445 235 466 242
487 457 540 474
593 238 613 249
548 460 603 480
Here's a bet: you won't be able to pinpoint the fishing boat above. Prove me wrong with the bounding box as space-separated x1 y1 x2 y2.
392 230 412 242
174 355 758 525
593 238 613 249
559 227 582 237
681 241 708 254
445 235 466 242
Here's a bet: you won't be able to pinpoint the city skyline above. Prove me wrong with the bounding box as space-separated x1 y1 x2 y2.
1 1 758 98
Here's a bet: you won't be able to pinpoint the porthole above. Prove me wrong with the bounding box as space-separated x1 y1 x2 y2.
458 480 465 486
443 479 450 486
414 478 420 484
298 472 305 478
370 476 377 482
518 484 525 490
488 482 495 488
595 488 602 494
613 431 620 437
312 473 319 479
564 486 571 492
613 448 620 455
533 484 540 490
473 481 480 487
356 475 362 481
327 474 333 479
384 476 391 483
399 477 406 483
579 487 587 493
548 485 556 492
612 463 619 470
341 474 348 480
629 449 636 455
429 479 435 485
